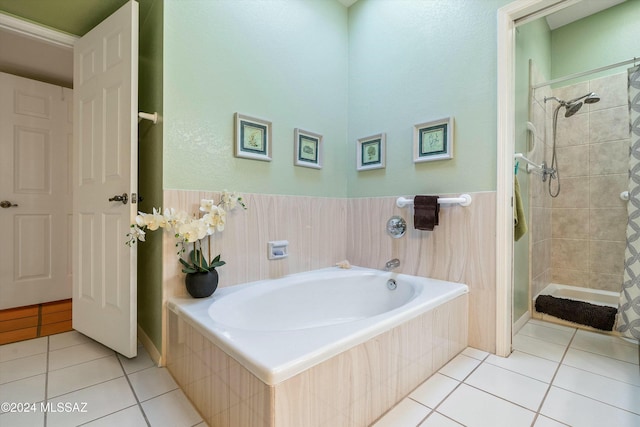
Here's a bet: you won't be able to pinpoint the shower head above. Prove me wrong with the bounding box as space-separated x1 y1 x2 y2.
584 92 600 104
564 101 583 117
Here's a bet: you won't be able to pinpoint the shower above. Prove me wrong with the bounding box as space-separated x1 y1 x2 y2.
543 92 601 197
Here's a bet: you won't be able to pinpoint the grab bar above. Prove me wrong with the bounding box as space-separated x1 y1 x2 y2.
514 152 543 173
396 194 472 208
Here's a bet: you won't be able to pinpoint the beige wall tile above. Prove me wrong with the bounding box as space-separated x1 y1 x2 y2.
590 208 627 242
590 140 630 175
555 111 589 148
552 208 589 239
589 272 625 293
551 239 589 271
589 240 625 275
556 145 589 177
589 174 628 208
589 106 630 143
551 268 589 287
551 177 589 208
589 73 628 111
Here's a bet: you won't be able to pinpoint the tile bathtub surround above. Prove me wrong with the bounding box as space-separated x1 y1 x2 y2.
162 190 496 354
167 294 468 427
0 330 206 427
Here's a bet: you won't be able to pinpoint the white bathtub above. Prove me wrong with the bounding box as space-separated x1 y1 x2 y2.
167 266 468 385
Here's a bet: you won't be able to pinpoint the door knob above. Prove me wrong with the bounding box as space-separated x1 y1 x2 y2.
0 200 18 208
108 193 128 205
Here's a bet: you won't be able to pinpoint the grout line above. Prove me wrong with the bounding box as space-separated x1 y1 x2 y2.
116 355 151 427
529 326 578 427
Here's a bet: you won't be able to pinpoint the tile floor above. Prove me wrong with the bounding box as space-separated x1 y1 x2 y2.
373 319 640 427
0 331 205 427
1 320 638 427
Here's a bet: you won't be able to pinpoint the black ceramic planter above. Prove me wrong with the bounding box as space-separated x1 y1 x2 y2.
185 270 219 298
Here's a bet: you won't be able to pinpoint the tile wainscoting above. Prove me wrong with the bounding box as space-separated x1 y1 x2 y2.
162 190 496 356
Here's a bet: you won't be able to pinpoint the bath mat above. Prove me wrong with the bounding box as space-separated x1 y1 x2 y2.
534 295 617 331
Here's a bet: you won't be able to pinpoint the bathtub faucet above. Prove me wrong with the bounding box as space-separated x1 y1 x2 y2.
384 258 400 271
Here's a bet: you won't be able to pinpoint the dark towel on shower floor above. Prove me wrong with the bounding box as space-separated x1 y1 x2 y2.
534 295 617 331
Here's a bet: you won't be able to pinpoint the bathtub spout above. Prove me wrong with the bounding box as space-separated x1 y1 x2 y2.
384 258 400 271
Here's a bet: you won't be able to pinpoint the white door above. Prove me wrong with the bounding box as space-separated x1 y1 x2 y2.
0 72 72 310
72 0 139 358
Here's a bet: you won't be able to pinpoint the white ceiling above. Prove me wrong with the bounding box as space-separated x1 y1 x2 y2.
546 0 627 29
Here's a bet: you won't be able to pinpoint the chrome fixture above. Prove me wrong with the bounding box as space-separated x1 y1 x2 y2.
543 93 601 197
386 216 407 238
384 258 400 271
387 279 397 290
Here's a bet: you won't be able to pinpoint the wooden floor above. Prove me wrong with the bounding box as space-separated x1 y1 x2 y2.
0 299 72 345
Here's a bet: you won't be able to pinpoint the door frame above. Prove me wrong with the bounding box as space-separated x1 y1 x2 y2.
496 0 586 357
0 13 77 48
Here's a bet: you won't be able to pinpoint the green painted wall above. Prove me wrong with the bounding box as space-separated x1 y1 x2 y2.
347 0 511 197
551 0 640 84
514 18 551 322
136 0 163 351
163 0 349 197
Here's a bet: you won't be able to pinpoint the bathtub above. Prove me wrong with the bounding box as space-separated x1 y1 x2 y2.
167 266 469 427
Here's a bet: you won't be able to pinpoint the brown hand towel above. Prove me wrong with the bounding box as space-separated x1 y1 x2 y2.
413 195 439 231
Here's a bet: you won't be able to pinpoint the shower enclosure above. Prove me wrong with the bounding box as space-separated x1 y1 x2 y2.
527 70 630 331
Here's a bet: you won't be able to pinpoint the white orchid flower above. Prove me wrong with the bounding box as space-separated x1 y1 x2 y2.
200 199 215 213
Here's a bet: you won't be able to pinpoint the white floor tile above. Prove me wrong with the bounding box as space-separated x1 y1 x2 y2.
527 319 576 333
571 329 639 365
437 354 481 381
513 333 567 362
47 355 124 398
486 351 559 383
462 347 489 360
419 411 464 426
46 377 137 427
118 346 155 374
438 383 535 427
48 330 93 351
0 337 47 363
533 415 570 426
540 386 640 427
0 353 47 384
81 405 148 427
553 364 640 414
517 322 575 346
0 374 45 409
0 406 45 427
563 348 640 386
372 397 430 427
128 366 178 402
141 389 203 427
464 362 549 411
48 340 114 371
410 373 459 408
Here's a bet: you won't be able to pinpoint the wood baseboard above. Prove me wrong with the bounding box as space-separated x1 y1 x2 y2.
0 299 73 345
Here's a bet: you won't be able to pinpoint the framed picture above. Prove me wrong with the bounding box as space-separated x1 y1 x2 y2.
357 133 386 171
413 117 453 163
294 128 322 169
234 113 272 161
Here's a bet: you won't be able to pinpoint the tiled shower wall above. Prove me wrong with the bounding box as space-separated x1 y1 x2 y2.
162 190 496 354
530 72 629 297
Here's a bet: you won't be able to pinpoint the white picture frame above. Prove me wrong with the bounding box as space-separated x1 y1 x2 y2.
413 117 453 163
356 133 386 171
294 128 322 169
234 113 272 162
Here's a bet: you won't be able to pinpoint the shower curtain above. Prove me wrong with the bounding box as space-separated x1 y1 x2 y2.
617 65 640 341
